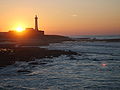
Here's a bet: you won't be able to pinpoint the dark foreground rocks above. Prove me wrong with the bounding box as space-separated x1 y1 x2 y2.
0 47 78 67
0 35 76 67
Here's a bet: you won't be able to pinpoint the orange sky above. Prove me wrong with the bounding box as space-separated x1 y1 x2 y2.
0 0 120 35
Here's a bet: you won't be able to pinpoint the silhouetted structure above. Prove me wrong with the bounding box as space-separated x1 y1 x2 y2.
35 15 38 31
0 15 44 39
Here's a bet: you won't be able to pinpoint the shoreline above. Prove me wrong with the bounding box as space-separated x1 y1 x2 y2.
0 35 119 67
0 35 75 67
0 47 78 67
75 38 120 42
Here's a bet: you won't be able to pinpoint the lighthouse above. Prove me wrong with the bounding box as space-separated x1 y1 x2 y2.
35 15 39 31
25 15 44 36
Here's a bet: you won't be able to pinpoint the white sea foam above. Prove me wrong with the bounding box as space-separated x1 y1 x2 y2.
0 36 120 90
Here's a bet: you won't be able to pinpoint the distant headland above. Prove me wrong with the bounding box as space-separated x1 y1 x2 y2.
0 15 71 47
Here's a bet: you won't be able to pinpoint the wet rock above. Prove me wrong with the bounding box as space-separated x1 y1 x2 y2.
17 69 31 73
29 62 39 65
39 62 47 65
0 47 78 67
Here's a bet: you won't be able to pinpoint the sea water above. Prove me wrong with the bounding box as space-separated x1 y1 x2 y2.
0 35 120 90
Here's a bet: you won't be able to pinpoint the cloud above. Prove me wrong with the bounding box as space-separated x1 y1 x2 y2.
72 14 78 17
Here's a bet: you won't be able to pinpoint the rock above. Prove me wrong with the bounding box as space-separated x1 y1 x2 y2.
17 69 31 73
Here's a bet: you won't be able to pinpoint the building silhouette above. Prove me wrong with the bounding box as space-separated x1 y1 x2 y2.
0 15 44 39
35 15 39 31
24 15 44 36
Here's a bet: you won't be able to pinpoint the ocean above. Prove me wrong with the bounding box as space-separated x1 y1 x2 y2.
0 35 120 90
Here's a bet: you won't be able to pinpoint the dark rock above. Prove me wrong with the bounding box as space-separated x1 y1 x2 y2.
29 62 39 65
0 47 78 67
17 69 31 73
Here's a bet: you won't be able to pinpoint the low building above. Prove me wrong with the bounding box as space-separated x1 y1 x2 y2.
0 15 44 39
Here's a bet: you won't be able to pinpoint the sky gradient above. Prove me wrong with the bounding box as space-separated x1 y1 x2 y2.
0 0 120 35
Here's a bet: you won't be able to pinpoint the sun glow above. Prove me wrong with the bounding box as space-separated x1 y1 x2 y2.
16 27 24 32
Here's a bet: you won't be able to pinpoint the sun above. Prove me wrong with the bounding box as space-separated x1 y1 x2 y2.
16 27 24 32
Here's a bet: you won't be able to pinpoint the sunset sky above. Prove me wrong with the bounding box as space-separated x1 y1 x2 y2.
0 0 120 35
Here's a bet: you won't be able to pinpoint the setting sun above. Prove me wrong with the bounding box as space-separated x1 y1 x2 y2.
16 27 24 32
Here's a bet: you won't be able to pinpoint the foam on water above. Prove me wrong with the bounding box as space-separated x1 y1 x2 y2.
0 39 120 90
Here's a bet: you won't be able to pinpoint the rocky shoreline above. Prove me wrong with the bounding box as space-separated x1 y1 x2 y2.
0 47 78 67
0 35 119 67
0 35 75 67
